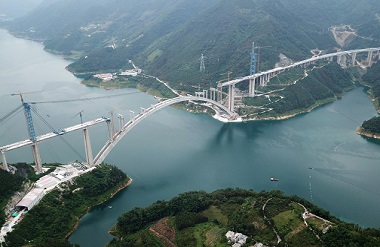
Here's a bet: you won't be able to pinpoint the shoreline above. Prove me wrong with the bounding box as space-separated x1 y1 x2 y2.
247 97 337 121
65 178 133 239
81 80 341 123
356 127 380 140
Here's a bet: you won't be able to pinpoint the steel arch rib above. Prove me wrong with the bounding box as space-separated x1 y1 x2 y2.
93 96 233 165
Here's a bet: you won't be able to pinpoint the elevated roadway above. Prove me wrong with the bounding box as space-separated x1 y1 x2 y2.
221 47 380 87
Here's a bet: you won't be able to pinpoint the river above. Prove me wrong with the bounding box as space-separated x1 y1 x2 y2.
0 29 379 246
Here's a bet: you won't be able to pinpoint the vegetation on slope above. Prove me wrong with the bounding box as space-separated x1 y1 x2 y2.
4 164 129 247
357 117 380 138
0 166 26 226
108 188 380 247
240 63 354 119
6 0 380 89
362 61 380 111
0 162 58 226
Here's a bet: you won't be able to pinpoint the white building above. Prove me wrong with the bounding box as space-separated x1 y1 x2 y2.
225 230 248 247
119 68 142 77
93 73 113 81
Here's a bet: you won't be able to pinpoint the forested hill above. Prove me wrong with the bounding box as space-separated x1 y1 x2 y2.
108 189 380 247
5 0 380 86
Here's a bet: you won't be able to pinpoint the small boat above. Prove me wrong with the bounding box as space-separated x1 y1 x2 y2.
108 206 112 209
270 177 279 181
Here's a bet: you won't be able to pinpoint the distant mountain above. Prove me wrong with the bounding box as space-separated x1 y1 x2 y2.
6 0 380 87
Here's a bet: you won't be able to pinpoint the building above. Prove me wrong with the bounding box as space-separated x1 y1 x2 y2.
119 68 142 77
15 188 44 211
93 73 114 81
225 230 248 247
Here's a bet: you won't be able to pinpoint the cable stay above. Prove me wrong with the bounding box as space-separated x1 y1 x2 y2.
29 91 142 104
34 121 59 163
30 107 86 162
0 105 23 126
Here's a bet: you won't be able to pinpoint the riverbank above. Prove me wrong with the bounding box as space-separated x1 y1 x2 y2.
249 96 338 121
65 178 133 239
3 164 131 246
108 189 380 247
356 127 380 140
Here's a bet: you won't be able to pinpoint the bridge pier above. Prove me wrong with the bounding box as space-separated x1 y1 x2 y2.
351 53 357 66
107 119 114 143
83 128 94 167
336 55 342 65
263 74 268 86
203 90 208 99
259 75 264 86
217 83 223 104
337 55 347 68
1 150 9 171
195 92 203 97
210 88 217 101
249 78 256 97
118 114 125 131
367 51 373 67
32 144 43 173
228 84 235 112
129 110 135 120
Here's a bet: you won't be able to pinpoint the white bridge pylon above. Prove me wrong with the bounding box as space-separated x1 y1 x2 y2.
218 47 380 112
1 96 237 171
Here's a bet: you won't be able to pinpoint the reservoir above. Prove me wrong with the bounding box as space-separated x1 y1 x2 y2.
0 30 379 246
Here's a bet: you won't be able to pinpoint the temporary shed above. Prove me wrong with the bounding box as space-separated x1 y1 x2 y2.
16 188 44 211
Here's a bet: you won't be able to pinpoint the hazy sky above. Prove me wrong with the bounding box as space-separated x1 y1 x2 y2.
0 0 43 18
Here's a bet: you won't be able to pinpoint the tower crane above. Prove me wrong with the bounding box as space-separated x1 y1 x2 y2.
10 91 43 172
256 45 271 72
219 71 233 82
72 110 85 124
250 42 271 74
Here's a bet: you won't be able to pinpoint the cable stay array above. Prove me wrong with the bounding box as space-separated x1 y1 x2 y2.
29 91 142 104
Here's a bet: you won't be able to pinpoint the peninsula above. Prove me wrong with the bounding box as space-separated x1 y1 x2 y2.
108 189 380 247
1 163 131 246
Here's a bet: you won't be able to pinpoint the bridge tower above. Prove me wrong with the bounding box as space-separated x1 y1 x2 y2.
24 102 43 172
